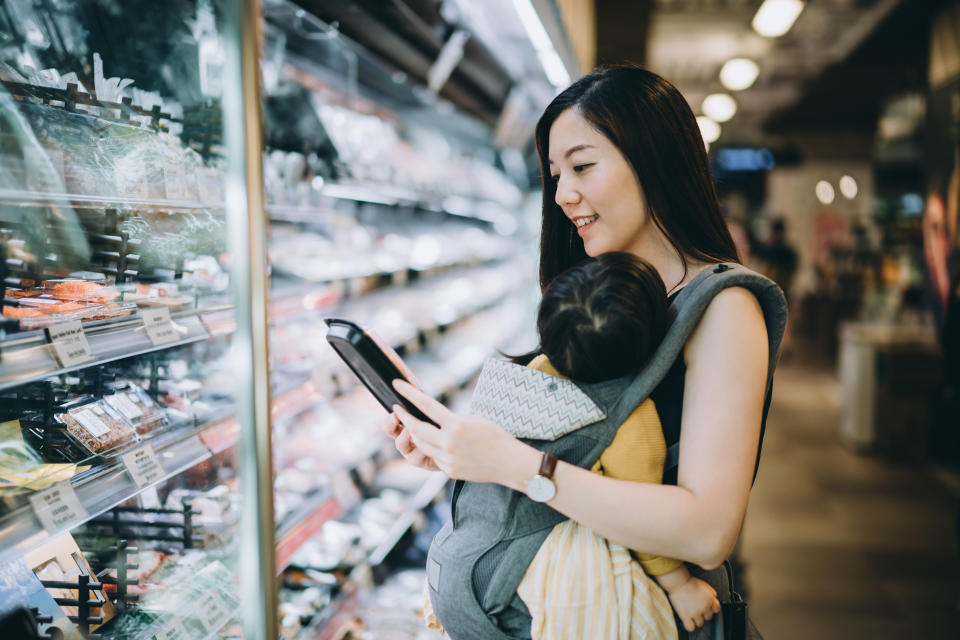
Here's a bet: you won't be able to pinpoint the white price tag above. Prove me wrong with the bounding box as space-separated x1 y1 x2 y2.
109 392 143 420
151 618 190 640
331 469 359 509
29 481 88 533
197 590 232 634
142 308 178 346
73 408 110 438
122 444 165 488
140 486 162 510
356 459 377 486
46 321 93 367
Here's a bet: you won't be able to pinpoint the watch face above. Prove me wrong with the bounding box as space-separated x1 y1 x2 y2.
526 475 556 502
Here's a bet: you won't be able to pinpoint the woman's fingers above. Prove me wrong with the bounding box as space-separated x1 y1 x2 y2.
394 405 446 460
381 412 403 438
395 429 416 455
393 425 441 471
392 380 456 425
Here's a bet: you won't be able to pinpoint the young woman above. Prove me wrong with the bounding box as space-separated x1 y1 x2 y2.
385 66 777 639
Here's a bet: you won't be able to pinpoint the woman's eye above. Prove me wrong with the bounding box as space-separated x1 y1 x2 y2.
573 163 594 173
549 174 560 183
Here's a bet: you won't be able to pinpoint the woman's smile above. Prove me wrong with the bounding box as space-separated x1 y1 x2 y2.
573 214 599 236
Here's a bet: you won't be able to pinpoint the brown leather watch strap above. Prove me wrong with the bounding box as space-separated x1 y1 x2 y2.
538 453 558 479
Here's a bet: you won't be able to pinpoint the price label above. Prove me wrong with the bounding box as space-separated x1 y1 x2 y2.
356 459 377 486
140 486 162 510
150 618 190 640
331 469 360 509
122 444 165 488
197 590 232 634
29 481 88 533
46 321 93 367
73 408 110 438
142 308 178 346
110 392 143 420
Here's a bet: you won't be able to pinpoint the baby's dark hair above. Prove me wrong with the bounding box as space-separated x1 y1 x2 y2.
538 252 668 382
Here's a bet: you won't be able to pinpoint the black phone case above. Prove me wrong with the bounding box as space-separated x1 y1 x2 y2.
324 318 437 426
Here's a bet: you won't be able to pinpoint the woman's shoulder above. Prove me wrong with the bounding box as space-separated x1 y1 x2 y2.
684 283 768 365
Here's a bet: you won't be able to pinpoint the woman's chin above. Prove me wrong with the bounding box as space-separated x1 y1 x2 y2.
582 239 610 257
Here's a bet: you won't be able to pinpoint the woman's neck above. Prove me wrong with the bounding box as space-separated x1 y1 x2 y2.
631 234 704 294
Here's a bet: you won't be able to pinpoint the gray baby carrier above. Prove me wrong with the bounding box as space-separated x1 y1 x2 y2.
426 263 787 640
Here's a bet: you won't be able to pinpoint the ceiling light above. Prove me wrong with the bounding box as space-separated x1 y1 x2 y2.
696 116 721 144
839 175 858 199
702 94 737 123
719 58 759 91
511 0 570 88
752 0 805 38
815 180 835 205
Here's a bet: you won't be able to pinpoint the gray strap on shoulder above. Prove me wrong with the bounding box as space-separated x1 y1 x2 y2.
607 263 788 465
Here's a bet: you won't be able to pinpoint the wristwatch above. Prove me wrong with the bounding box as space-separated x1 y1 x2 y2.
524 453 558 502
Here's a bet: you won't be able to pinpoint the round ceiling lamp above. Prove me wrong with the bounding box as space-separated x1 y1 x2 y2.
839 175 858 199
702 93 737 123
719 58 759 91
815 180 835 205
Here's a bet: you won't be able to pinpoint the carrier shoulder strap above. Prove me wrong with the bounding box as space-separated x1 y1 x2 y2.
609 263 787 473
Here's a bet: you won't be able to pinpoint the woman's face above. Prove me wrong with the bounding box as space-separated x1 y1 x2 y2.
548 108 652 257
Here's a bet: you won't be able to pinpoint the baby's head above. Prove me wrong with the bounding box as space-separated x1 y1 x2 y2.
538 252 668 382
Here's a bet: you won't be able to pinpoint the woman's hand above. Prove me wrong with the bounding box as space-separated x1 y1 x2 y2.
380 411 440 472
390 379 536 484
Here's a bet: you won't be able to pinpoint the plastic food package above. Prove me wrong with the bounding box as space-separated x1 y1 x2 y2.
2 280 136 329
42 279 121 302
56 401 140 455
118 282 193 308
102 385 165 435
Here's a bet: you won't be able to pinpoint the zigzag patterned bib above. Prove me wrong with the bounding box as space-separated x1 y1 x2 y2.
469 358 606 441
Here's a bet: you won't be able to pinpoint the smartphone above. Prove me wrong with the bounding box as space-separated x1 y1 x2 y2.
324 318 438 427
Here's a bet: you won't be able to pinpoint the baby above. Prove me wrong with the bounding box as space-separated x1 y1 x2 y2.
518 251 720 637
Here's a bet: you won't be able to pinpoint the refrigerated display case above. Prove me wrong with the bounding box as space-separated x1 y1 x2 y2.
0 0 268 637
0 0 536 637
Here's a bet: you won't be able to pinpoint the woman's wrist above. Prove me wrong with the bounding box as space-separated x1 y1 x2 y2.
502 439 543 492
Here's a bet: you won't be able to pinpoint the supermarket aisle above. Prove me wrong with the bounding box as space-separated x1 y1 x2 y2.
741 357 960 638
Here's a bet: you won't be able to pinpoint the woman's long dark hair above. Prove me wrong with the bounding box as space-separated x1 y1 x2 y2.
535 65 739 293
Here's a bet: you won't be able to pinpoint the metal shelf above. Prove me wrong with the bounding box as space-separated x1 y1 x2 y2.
0 425 213 560
275 490 342 573
367 471 448 567
0 188 224 213
0 181 509 226
0 378 312 561
0 306 231 392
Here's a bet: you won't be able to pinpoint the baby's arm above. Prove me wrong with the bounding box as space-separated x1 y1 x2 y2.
653 565 721 632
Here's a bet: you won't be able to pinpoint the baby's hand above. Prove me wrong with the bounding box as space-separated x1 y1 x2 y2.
666 576 721 632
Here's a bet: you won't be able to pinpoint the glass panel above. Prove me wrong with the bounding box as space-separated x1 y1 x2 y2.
0 1 250 638
261 3 537 637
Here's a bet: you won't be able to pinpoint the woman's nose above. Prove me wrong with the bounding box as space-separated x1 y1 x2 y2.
554 177 581 207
